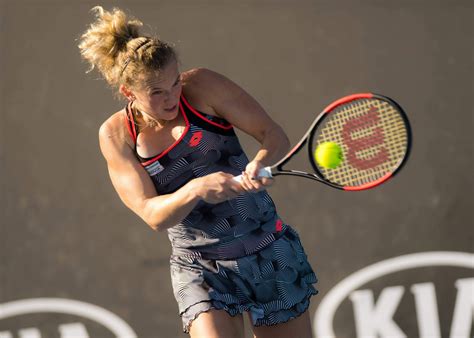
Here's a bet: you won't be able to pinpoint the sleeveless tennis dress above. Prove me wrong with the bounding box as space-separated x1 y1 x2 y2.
124 95 318 332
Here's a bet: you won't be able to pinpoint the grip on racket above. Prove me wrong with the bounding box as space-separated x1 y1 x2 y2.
233 167 272 183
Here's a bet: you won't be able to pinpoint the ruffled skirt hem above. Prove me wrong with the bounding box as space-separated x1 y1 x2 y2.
181 288 318 333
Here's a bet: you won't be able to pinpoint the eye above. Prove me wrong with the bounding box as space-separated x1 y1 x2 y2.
152 90 163 95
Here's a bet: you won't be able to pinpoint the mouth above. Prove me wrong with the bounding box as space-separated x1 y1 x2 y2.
164 104 178 112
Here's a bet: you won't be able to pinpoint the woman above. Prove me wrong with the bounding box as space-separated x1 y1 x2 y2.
78 6 317 338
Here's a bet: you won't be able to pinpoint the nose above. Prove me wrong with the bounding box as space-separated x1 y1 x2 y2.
167 85 181 102
163 90 179 108
162 90 173 104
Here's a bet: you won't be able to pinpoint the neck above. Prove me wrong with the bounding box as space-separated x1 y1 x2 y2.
131 102 168 128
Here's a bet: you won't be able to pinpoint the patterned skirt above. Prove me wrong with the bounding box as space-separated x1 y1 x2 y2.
169 226 318 333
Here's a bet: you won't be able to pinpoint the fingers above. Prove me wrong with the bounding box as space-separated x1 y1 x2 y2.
221 172 245 198
202 170 272 203
246 166 260 180
242 161 264 192
239 171 273 193
222 172 244 191
259 177 274 187
240 171 255 191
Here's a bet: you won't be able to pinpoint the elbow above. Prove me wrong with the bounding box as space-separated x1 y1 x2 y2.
153 223 167 232
142 206 171 232
144 219 166 232
141 200 164 232
140 198 183 233
138 209 163 232
146 220 159 232
142 211 167 232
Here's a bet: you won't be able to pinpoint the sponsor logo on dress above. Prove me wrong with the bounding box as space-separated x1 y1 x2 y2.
275 219 283 232
145 161 165 176
189 131 203 147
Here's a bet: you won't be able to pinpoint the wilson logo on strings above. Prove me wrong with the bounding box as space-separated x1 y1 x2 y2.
342 106 389 170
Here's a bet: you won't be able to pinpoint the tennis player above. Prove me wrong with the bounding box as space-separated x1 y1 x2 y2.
78 6 317 338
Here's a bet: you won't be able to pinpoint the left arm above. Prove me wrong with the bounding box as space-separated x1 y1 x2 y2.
187 68 290 190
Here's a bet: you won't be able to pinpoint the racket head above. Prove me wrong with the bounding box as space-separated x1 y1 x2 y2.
308 93 412 191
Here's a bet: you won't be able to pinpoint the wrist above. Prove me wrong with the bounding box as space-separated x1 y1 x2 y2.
187 178 204 202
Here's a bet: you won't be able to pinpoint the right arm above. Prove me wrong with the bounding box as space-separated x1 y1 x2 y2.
98 121 243 232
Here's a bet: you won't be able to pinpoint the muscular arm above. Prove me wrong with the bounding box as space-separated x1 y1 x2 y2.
98 122 202 231
188 68 290 167
98 119 243 231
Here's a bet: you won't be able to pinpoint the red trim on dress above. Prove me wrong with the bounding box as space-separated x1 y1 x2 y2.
124 101 137 143
129 105 138 141
181 95 234 130
140 100 190 167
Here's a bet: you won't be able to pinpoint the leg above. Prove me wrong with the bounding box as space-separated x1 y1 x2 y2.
189 308 244 338
250 310 313 338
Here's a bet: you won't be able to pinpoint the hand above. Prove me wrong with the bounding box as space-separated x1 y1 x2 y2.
192 171 245 204
240 160 274 193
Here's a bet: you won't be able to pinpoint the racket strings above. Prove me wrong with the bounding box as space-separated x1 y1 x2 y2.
314 98 408 187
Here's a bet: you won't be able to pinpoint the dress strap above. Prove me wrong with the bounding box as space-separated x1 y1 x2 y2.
123 101 138 144
180 95 233 130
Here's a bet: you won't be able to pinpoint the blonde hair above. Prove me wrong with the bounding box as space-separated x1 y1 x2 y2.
77 6 177 100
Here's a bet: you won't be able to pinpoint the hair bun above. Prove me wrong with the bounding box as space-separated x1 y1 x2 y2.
78 6 177 99
78 6 144 83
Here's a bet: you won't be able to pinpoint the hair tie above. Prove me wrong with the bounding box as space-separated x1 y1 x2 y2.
119 39 152 77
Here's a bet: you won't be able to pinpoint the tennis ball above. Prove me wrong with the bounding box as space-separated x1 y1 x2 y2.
315 142 343 169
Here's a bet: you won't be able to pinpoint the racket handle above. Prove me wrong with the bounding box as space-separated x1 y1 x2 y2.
233 167 272 183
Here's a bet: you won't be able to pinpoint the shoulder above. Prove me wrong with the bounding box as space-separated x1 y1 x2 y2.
98 108 135 161
181 67 222 86
98 109 128 143
180 68 240 117
181 67 235 95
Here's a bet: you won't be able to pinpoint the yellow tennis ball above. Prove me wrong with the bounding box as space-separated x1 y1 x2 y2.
315 142 343 169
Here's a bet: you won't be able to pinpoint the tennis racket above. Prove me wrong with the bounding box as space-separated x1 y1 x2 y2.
234 93 412 191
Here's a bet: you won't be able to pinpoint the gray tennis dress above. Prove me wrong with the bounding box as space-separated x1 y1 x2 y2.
124 95 318 332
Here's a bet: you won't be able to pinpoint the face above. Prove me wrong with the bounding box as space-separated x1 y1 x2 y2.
126 60 182 123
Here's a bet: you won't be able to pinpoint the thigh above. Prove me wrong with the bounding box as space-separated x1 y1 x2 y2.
189 308 244 338
250 310 313 338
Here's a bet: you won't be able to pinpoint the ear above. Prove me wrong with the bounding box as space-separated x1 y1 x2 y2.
119 85 135 101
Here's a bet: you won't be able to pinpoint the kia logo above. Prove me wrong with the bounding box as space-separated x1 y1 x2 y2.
314 251 474 338
0 298 137 337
